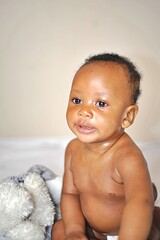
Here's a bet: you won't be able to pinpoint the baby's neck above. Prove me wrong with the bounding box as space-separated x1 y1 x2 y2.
83 132 125 157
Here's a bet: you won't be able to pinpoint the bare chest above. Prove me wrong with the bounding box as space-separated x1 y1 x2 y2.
72 154 125 200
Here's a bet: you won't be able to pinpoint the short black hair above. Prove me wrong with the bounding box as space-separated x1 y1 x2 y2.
82 53 141 104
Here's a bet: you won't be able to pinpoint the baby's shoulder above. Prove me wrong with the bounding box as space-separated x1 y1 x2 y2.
65 138 82 154
67 137 81 147
119 133 139 150
65 138 83 165
115 137 147 176
116 133 144 162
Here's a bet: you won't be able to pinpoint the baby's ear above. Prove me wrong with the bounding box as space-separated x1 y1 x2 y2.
122 104 139 129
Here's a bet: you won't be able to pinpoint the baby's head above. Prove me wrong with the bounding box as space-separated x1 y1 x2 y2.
67 53 141 142
80 53 141 104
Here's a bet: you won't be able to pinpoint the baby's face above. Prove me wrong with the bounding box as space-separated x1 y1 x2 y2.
66 62 133 143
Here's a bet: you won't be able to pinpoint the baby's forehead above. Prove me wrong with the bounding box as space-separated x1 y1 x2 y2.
74 61 129 80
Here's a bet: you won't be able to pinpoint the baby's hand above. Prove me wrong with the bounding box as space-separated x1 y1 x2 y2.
65 231 88 240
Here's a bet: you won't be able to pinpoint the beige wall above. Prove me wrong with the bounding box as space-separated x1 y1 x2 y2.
0 0 160 142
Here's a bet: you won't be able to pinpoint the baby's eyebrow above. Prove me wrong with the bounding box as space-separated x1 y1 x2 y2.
94 91 107 96
70 89 82 94
71 89 108 97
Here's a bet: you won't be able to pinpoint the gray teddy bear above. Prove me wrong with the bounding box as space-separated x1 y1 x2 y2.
0 165 62 240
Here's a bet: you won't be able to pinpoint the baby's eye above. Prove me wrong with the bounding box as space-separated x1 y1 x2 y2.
72 98 82 104
96 101 107 108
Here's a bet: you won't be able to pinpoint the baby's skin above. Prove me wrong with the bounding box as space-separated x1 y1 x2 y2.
52 60 159 240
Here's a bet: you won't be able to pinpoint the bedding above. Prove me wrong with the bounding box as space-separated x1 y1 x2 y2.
0 137 159 204
0 138 159 240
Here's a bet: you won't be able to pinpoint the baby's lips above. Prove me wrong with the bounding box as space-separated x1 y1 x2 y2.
79 125 93 130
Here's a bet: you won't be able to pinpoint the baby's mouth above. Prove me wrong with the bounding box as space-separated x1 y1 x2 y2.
76 124 95 134
80 125 92 130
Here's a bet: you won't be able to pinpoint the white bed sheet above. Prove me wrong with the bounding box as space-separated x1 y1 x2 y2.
0 138 159 205
0 137 71 178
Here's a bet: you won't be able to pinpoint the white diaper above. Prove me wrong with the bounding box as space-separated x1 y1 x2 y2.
107 236 118 240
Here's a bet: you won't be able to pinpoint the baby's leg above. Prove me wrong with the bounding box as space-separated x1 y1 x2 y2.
85 222 106 240
52 219 65 240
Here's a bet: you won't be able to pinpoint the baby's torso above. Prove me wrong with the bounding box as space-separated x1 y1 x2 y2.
71 143 126 234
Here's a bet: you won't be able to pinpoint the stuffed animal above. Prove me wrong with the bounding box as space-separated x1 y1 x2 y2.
0 165 61 240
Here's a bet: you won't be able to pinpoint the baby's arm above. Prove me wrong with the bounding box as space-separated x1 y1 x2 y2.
61 141 87 240
117 150 154 240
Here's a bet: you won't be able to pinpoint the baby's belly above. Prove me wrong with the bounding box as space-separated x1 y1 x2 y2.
80 194 125 235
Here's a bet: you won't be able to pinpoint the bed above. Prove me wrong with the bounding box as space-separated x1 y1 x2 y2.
0 137 159 206
0 137 159 240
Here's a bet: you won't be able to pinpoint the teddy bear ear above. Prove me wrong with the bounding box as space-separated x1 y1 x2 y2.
0 182 33 236
0 182 33 220
6 221 45 240
24 172 55 226
0 211 19 236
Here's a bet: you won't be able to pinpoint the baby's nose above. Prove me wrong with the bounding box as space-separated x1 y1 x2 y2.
78 107 93 118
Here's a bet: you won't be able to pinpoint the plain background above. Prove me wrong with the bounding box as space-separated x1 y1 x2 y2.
0 0 160 142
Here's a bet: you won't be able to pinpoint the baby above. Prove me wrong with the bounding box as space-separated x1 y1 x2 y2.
52 53 160 240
